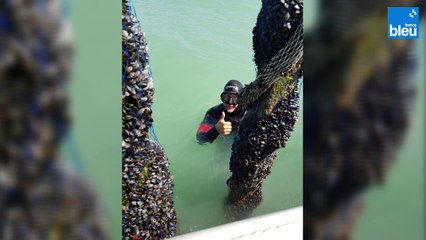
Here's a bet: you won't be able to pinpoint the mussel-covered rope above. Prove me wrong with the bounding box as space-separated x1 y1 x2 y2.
226 0 303 219
241 22 303 106
121 0 177 239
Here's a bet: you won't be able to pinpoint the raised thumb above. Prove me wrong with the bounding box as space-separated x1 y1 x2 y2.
220 111 226 121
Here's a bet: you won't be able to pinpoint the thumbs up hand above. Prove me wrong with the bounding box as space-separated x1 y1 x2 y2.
215 112 232 135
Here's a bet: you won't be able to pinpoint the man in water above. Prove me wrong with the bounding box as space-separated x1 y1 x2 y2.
196 80 246 144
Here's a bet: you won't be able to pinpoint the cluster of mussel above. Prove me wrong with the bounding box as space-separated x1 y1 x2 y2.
122 1 177 239
122 2 154 138
226 0 303 218
227 83 300 219
252 0 303 70
122 140 176 239
0 1 106 239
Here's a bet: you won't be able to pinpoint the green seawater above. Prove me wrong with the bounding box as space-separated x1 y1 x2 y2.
135 0 302 234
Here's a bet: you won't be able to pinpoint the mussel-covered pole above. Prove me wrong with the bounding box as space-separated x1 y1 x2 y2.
122 1 177 239
0 0 107 239
226 0 303 219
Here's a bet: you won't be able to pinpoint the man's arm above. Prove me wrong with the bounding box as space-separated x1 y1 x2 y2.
196 109 220 144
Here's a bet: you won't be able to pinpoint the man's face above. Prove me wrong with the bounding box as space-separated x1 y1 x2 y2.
221 92 240 113
224 103 238 113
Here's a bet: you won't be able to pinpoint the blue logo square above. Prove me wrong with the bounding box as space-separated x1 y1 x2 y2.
388 7 419 39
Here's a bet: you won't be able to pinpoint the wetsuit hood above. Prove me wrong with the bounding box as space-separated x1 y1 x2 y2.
223 80 244 95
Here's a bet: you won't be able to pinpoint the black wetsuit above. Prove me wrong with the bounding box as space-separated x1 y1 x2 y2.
196 104 246 144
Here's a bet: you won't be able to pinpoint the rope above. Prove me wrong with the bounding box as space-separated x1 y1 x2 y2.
241 21 303 105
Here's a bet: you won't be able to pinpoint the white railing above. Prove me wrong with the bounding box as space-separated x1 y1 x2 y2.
171 206 303 240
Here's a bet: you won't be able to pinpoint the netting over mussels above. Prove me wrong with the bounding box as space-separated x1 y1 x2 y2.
0 0 107 239
122 1 177 239
226 0 303 219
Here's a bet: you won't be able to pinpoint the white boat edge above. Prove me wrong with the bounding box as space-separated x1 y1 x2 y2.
170 206 303 240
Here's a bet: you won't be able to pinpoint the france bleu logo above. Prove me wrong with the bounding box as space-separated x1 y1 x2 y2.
388 7 419 39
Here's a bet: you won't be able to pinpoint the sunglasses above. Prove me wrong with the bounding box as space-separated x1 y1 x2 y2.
221 92 240 105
